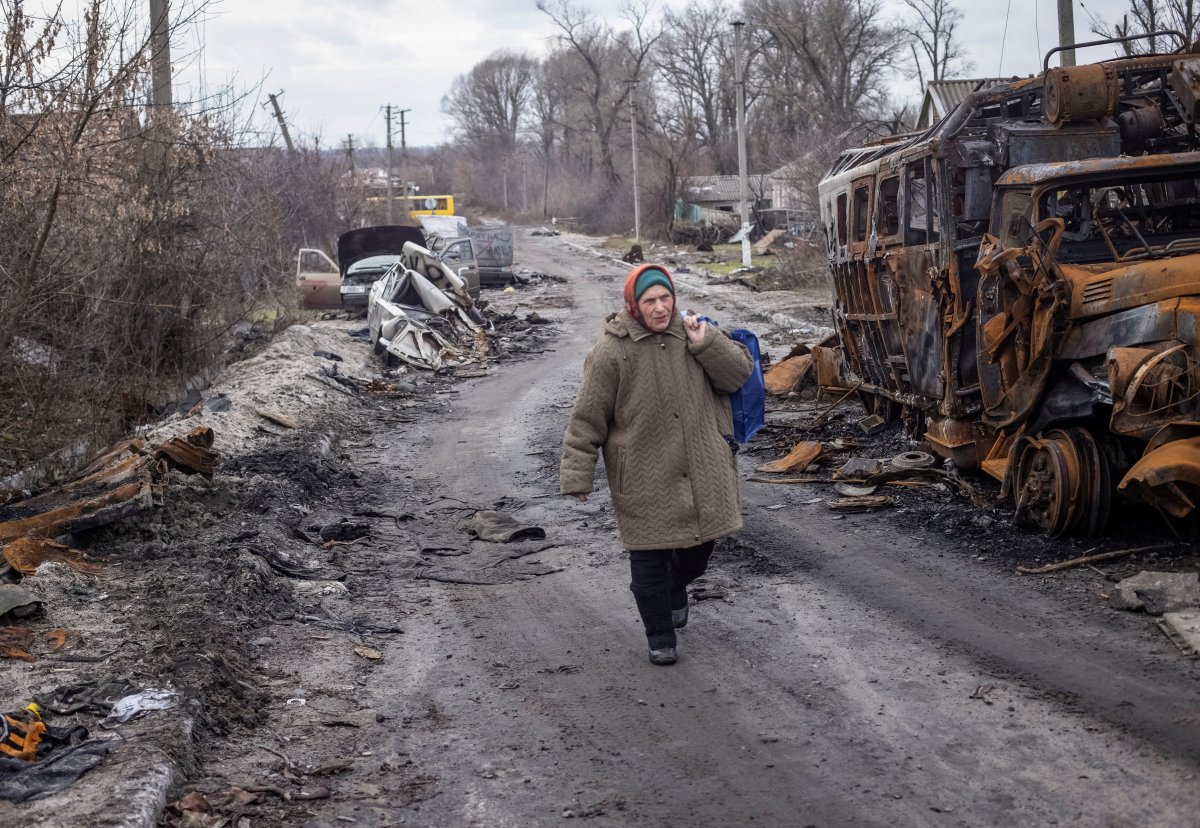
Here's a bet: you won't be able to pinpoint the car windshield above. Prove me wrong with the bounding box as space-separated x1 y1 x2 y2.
1039 169 1200 263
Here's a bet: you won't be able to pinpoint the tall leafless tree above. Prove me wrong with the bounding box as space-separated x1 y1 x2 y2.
653 1 729 159
747 0 901 130
899 0 971 89
536 0 661 184
442 50 537 154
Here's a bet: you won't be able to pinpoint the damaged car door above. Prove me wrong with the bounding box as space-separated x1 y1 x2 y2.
295 248 341 310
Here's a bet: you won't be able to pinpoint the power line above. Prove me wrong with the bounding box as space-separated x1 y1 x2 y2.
998 0 1014 76
1035 0 1042 63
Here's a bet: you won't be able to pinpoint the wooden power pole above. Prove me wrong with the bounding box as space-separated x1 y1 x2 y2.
733 19 752 267
264 92 296 154
398 109 411 208
628 79 641 243
149 0 172 110
384 105 396 223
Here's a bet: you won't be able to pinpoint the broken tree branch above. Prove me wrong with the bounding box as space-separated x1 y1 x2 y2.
1016 543 1177 575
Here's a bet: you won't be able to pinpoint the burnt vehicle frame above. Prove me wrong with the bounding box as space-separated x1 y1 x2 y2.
818 32 1200 536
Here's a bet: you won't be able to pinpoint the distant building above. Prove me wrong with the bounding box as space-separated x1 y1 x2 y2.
676 174 772 230
917 79 1008 130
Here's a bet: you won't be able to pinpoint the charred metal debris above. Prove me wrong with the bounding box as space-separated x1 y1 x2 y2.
817 34 1200 536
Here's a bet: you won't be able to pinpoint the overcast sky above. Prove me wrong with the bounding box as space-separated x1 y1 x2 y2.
178 0 1137 150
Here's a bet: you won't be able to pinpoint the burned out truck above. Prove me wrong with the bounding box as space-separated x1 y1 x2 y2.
817 34 1200 536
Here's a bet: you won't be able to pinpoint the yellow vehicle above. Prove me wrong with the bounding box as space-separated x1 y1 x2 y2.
403 194 455 216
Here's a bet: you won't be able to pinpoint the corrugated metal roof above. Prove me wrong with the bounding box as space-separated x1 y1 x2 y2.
917 78 1008 129
681 174 771 203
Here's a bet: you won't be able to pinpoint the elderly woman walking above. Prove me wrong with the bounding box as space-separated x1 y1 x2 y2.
560 264 753 665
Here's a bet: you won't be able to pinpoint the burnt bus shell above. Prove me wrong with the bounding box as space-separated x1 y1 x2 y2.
817 49 1200 535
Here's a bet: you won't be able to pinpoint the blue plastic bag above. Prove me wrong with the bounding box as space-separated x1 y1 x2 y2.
728 328 765 443
691 315 765 443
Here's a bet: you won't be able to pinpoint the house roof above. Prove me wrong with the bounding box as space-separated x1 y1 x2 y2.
917 78 1007 129
681 174 771 203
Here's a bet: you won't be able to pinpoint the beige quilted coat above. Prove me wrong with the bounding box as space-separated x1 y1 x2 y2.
560 310 753 551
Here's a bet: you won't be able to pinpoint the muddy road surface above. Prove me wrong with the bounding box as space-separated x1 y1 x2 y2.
5 230 1199 827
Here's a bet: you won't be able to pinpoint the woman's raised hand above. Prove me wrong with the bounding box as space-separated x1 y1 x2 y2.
682 311 707 345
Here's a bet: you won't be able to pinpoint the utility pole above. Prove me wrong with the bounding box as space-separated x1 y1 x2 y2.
383 104 395 223
733 20 752 267
264 92 295 154
628 79 641 243
344 135 356 173
149 0 172 110
1057 0 1076 67
398 109 411 208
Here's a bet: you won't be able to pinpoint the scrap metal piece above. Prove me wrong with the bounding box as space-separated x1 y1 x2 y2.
1170 58 1200 121
0 479 155 543
1118 424 1200 517
756 441 824 474
154 427 217 477
0 428 216 544
889 451 936 470
763 355 812 396
827 495 894 512
0 627 35 662
2 538 100 577
857 415 885 435
255 408 299 429
836 457 884 479
834 482 878 496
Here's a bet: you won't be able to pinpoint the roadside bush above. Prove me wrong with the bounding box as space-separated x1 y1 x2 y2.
0 1 341 485
757 239 832 291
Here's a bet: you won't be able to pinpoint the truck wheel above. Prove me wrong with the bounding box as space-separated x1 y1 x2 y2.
1013 428 1110 537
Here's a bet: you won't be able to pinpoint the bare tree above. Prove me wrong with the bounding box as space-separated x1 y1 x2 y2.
899 0 971 89
654 1 728 156
528 56 568 216
442 50 538 208
536 0 661 184
442 50 537 154
746 0 901 130
1088 0 1198 53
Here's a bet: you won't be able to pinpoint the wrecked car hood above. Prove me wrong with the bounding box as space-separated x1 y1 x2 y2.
337 226 426 277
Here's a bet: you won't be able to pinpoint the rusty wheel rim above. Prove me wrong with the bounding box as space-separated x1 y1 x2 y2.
1014 437 1074 537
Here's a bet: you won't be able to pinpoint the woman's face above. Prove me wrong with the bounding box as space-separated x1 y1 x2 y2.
637 285 675 333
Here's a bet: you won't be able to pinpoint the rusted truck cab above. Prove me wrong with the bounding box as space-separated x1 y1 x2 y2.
818 40 1200 535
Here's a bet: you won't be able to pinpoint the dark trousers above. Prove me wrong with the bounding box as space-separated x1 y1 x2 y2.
628 541 715 650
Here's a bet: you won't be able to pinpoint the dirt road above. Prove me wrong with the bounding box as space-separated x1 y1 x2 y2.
234 232 1198 827
6 230 1199 827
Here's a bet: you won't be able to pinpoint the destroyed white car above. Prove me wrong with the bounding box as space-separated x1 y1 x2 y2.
338 226 426 315
366 242 490 370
